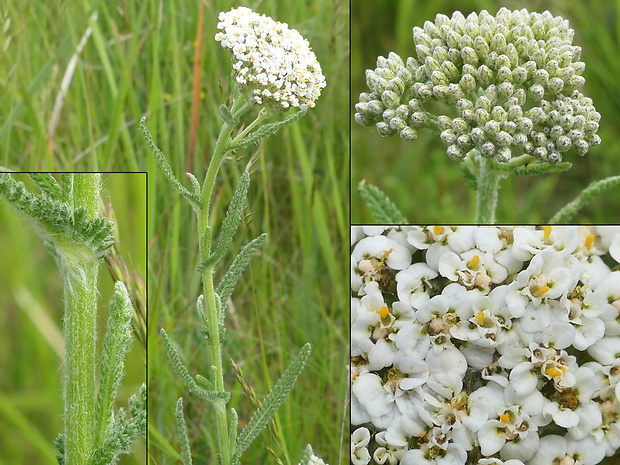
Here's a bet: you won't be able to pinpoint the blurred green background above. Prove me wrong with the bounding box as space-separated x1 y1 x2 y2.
352 0 620 224
0 173 147 464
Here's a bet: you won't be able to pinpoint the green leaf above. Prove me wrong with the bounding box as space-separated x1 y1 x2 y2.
549 175 620 223
493 160 572 176
298 445 314 465
161 329 231 403
219 104 236 125
0 174 114 258
233 343 312 462
94 282 135 448
139 117 202 210
29 173 64 199
358 180 408 223
90 385 146 465
175 398 193 465
216 233 267 310
228 408 238 461
227 110 307 152
201 171 251 269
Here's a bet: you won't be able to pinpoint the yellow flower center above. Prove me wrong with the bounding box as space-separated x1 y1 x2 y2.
499 413 511 423
585 233 595 249
379 306 389 318
543 225 552 241
475 312 486 325
381 248 395 260
534 285 550 297
545 366 563 378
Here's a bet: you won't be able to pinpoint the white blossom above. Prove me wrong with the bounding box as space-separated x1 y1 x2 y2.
216 7 326 110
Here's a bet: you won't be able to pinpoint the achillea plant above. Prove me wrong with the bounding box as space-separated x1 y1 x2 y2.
354 8 620 223
142 6 327 465
0 173 145 465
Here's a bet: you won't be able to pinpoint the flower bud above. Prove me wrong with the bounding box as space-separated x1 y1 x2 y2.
376 121 395 136
461 47 479 66
447 144 465 159
431 70 449 87
516 117 534 133
491 106 507 122
381 90 401 108
475 108 491 125
496 147 512 162
556 135 572 151
388 77 406 95
484 120 501 136
367 100 384 116
416 44 432 60
457 134 473 150
440 129 457 144
502 120 517 134
495 131 513 147
438 115 453 131
477 64 493 86
475 34 490 56
481 141 496 156
382 109 396 123
389 117 407 132
471 127 486 144
533 146 548 159
529 84 545 101
452 117 470 134
408 99 424 113
387 51 405 71
399 126 418 141
512 66 528 84
496 66 512 82
413 83 433 101
433 85 450 100
395 105 410 120
354 112 372 126
441 61 459 81
459 74 477 94
410 111 430 127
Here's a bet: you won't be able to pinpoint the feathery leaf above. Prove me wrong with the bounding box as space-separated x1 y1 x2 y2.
233 343 311 461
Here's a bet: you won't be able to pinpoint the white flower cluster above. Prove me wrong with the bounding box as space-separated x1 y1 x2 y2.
354 8 601 163
215 7 326 111
351 226 620 465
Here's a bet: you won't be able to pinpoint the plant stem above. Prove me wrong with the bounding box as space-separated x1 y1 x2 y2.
475 157 501 224
197 95 251 465
63 173 101 465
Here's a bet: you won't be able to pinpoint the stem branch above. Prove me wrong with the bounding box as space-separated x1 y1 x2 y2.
475 157 502 224
63 173 101 465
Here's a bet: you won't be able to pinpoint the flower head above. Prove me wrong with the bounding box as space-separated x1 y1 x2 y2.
216 7 326 110
355 8 600 163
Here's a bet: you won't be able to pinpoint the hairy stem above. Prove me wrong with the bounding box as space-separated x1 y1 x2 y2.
197 95 251 465
475 157 502 224
62 173 101 465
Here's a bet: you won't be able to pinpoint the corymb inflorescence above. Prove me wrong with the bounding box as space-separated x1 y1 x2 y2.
216 7 327 111
355 8 601 163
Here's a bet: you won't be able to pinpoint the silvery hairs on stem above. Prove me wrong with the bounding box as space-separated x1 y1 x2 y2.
0 174 145 465
355 8 601 164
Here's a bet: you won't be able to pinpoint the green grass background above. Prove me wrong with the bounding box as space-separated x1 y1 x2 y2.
1 0 349 463
352 0 620 224
0 173 147 464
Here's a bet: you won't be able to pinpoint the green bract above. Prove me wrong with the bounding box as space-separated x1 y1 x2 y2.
355 8 601 164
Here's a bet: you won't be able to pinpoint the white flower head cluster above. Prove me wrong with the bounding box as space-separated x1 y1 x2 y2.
215 7 326 111
351 226 620 465
355 8 601 163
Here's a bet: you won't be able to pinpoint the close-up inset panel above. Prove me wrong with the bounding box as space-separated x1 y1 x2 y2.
351 225 620 465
